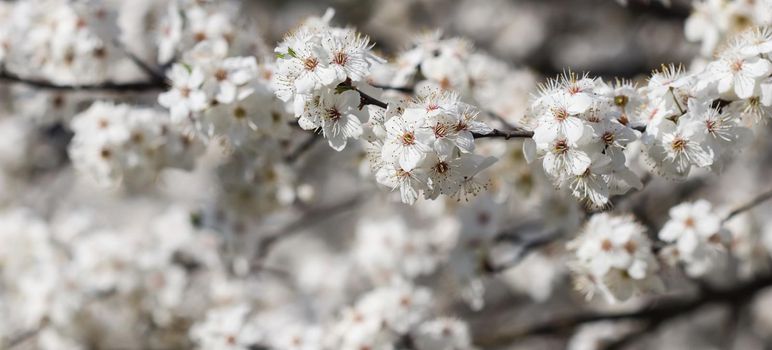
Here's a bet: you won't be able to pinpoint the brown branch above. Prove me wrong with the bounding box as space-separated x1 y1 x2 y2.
110 38 166 82
370 83 414 94
483 224 562 274
472 129 534 139
485 110 522 131
723 188 772 223
0 69 167 92
475 273 772 347
253 195 363 262
284 133 322 163
355 87 388 109
6 328 40 349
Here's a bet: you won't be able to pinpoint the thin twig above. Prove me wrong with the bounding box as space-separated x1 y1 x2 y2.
6 328 41 349
723 188 772 223
472 129 534 139
485 110 521 131
0 69 167 92
111 39 166 82
483 223 562 273
370 83 415 94
355 87 389 109
284 134 322 163
475 273 772 347
254 195 363 261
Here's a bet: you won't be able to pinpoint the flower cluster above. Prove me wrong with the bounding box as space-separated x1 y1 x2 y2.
525 73 644 208
157 0 264 64
69 102 203 187
0 0 111 84
216 141 298 217
373 32 538 123
366 88 496 204
159 45 291 147
0 206 242 350
686 0 772 57
271 10 383 151
354 216 453 283
567 213 663 303
639 27 771 179
658 199 730 277
327 280 474 350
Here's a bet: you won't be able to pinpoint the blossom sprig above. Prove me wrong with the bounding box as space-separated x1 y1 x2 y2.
639 27 772 180
373 32 539 125
524 72 644 209
366 88 497 204
0 0 112 85
157 0 265 65
685 0 772 57
158 42 293 148
271 9 384 151
658 199 731 277
327 280 474 350
68 102 203 188
567 213 664 303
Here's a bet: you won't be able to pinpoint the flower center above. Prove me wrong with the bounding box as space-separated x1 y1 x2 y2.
623 240 637 254
553 139 569 154
602 131 615 145
601 239 613 251
730 59 744 72
233 106 247 119
327 108 342 121
434 161 450 174
614 95 629 107
553 107 569 121
214 69 228 81
401 132 415 145
671 138 686 152
433 123 448 138
333 51 348 65
304 57 319 71
706 120 716 133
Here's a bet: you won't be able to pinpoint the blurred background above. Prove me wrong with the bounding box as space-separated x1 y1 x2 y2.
250 0 696 79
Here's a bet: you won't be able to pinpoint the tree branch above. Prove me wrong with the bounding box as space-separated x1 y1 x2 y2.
723 188 772 223
110 38 166 82
253 195 363 262
0 69 167 92
355 87 388 109
472 129 534 139
475 273 772 347
284 133 322 163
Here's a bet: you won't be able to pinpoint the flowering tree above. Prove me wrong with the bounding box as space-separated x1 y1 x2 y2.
1 0 772 349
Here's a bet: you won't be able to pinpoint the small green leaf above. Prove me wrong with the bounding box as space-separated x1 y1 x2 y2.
275 52 286 59
287 47 298 58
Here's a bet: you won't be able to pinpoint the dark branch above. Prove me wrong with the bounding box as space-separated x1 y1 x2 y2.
0 69 167 92
111 39 166 82
476 273 772 347
284 134 321 163
356 87 388 109
370 83 414 94
472 129 534 139
723 188 772 223
483 222 563 274
254 195 362 262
